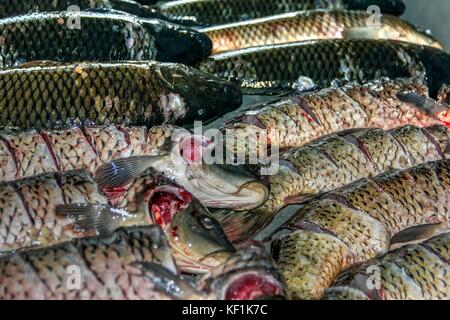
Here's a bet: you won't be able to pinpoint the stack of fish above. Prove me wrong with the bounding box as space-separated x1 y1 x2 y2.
0 0 449 301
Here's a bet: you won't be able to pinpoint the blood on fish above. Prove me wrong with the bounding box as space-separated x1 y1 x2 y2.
225 274 281 300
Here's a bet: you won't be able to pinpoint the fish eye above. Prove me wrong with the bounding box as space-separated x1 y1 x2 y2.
200 216 215 230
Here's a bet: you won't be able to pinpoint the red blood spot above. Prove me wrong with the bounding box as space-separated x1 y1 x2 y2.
103 187 128 205
150 189 192 228
171 226 178 238
225 275 281 300
438 110 450 129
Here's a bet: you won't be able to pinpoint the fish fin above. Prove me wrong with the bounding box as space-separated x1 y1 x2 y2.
131 262 203 299
391 223 448 246
241 87 294 96
95 156 166 189
283 193 318 206
56 203 126 237
18 60 64 68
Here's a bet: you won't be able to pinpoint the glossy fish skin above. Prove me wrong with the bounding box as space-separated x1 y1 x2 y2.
155 0 406 26
271 159 450 299
197 39 450 98
0 12 212 67
324 233 450 300
0 0 162 19
0 226 179 300
217 124 450 244
0 167 235 274
224 77 445 157
0 124 267 212
203 10 442 54
0 61 241 130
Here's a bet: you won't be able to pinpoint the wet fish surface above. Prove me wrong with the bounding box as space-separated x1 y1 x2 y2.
197 39 450 98
203 10 441 54
0 167 235 273
271 159 450 299
217 124 450 243
155 0 406 26
0 225 179 299
0 61 241 130
323 233 450 300
0 11 212 66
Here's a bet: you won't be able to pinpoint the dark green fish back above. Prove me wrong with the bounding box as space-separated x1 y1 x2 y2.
0 63 169 129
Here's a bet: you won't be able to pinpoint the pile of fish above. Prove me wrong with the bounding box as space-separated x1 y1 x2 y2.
0 0 449 300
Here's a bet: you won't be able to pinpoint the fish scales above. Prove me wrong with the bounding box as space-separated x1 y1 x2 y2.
0 61 242 130
324 233 450 300
204 10 441 54
0 226 177 300
272 160 450 299
157 0 406 26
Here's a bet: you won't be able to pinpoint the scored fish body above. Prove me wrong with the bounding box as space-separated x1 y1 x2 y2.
0 225 179 300
155 0 406 26
0 11 212 66
218 124 450 243
223 77 447 155
197 39 450 98
0 61 241 130
323 233 450 300
203 10 442 54
271 159 450 299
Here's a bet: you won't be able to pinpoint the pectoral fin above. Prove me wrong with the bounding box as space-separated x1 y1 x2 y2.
391 223 448 247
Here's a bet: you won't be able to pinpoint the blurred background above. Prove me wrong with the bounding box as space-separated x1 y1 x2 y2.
403 0 450 51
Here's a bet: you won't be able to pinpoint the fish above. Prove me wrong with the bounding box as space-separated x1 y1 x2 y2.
0 11 212 66
196 39 450 98
0 225 180 300
0 124 268 210
223 77 448 158
216 124 450 244
323 233 450 300
135 244 290 300
270 159 450 299
0 167 235 274
0 61 242 130
203 10 442 54
0 0 162 19
154 0 406 26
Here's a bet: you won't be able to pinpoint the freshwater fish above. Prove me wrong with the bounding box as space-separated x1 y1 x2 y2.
203 10 442 54
323 233 450 300
0 0 162 19
0 168 235 273
0 225 179 299
224 77 448 157
271 159 450 299
216 124 450 243
197 39 450 98
155 0 406 26
135 244 289 300
0 61 242 130
0 11 212 66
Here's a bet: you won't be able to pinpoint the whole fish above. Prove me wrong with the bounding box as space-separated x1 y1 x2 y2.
197 39 450 98
154 0 406 26
0 168 235 273
323 233 450 300
0 61 242 130
203 10 442 54
135 244 290 300
0 225 180 300
0 124 268 210
224 77 448 157
271 159 450 299
0 12 212 67
216 124 450 243
0 0 162 19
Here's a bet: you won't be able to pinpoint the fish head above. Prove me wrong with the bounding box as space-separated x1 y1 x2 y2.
199 243 289 300
157 63 242 124
164 127 269 210
167 201 237 274
145 19 212 64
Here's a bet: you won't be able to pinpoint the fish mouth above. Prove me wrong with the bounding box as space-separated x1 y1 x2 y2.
186 169 269 210
222 272 286 300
